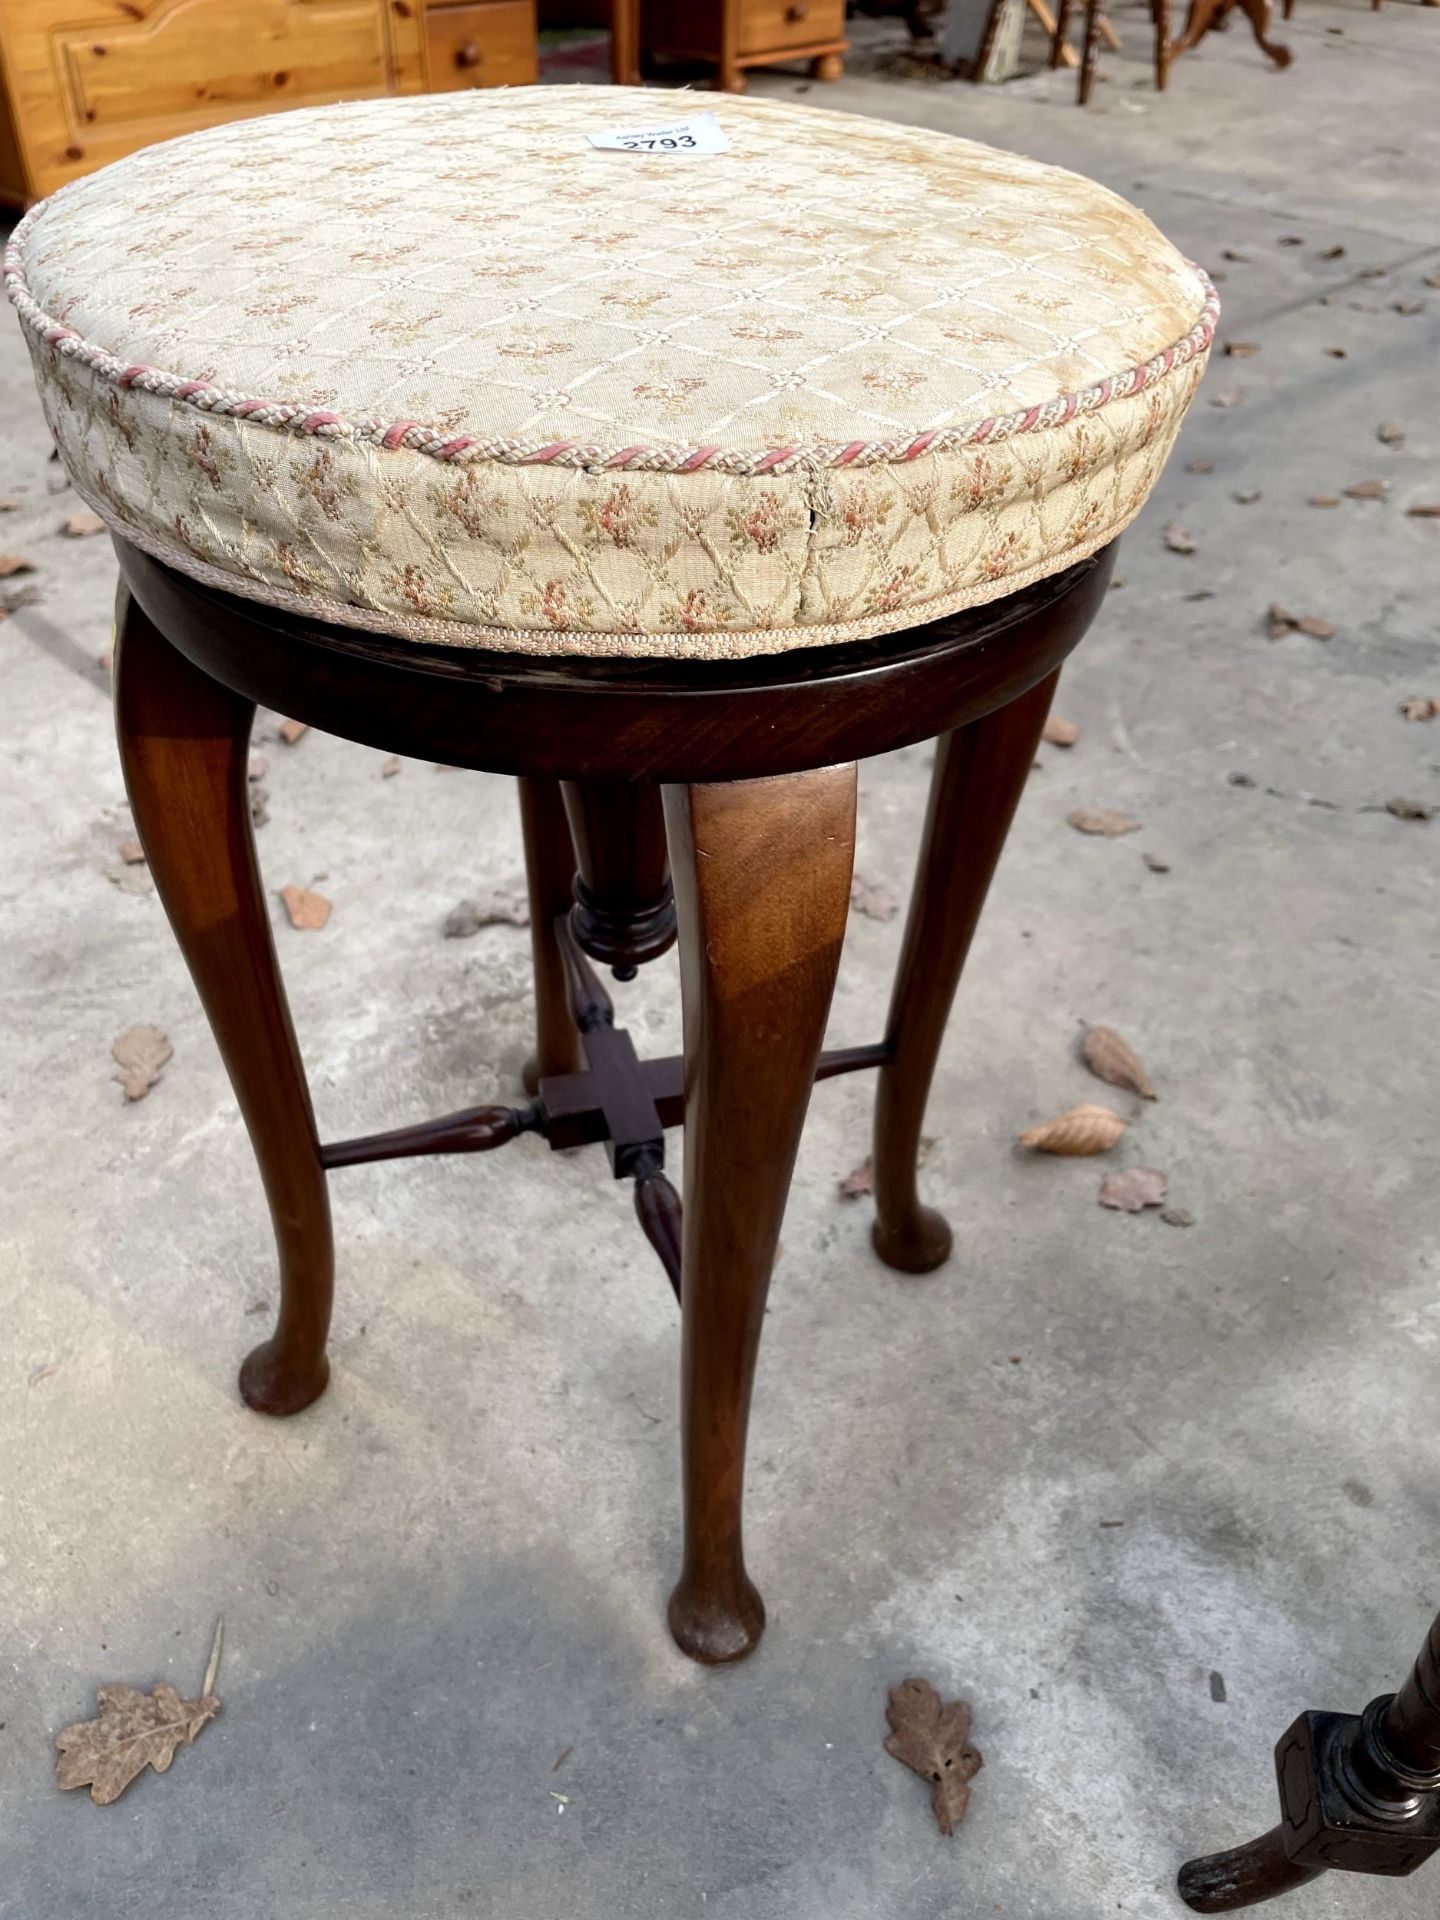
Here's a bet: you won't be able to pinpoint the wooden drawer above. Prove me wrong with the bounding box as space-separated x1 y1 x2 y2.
737 0 845 54
425 0 537 89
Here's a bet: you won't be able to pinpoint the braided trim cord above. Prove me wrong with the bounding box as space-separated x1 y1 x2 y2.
5 207 1216 475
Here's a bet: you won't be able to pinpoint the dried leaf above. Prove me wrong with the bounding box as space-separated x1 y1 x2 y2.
839 1157 874 1198
1098 1165 1168 1212
1 582 44 619
118 839 146 866
1232 489 1262 506
1344 479 1389 501
1068 807 1141 838
1042 715 1080 747
1163 522 1196 555
1399 697 1439 722
850 873 899 921
444 891 530 937
1267 605 1334 641
0 554 36 577
1377 422 1406 447
1223 341 1260 358
1386 797 1433 822
1323 347 1347 360
1143 850 1171 873
0 497 18 511
1018 1103 1126 1156
55 1621 222 1806
1081 1026 1156 1100
883 1678 982 1837
55 1685 217 1805
278 718 308 745
1161 1206 1195 1227
280 884 331 930
60 511 106 538
112 1025 172 1102
1407 503 1440 519
1393 299 1424 316
1321 245 1346 260
1308 495 1341 509
381 755 401 778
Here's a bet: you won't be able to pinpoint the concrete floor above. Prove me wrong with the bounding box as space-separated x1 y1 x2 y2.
3 9 1439 1917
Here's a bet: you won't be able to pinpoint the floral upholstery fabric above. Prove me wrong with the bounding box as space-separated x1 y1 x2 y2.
6 87 1212 659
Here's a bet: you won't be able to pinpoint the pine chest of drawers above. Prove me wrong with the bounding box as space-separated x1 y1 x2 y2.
0 0 538 207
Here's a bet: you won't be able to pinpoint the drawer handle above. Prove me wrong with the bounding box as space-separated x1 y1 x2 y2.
786 1 809 17
454 39 483 67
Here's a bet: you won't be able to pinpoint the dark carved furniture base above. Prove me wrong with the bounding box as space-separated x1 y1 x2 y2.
1180 1613 1440 1909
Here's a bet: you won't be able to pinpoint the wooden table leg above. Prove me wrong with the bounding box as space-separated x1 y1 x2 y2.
871 671 1059 1275
610 0 642 84
1079 0 1105 100
114 587 334 1416
518 777 583 1092
662 766 857 1662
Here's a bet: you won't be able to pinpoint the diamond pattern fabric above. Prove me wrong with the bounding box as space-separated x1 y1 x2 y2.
6 86 1213 658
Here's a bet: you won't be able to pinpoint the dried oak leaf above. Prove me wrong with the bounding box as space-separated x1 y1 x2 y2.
1386 796 1433 822
381 755 401 778
884 1678 982 1837
1377 422 1406 447
0 553 36 577
280 884 331 930
1161 1206 1196 1227
118 839 146 866
112 1025 172 1102
1068 807 1141 838
278 718 308 745
1344 479 1389 501
444 891 530 937
1163 522 1196 555
1098 1165 1169 1212
1042 715 1080 747
60 511 106 538
56 1683 218 1805
850 873 899 922
1399 697 1439 722
1018 1104 1126 1156
1308 495 1341 509
1407 503 1440 519
839 1157 874 1198
1082 1026 1156 1100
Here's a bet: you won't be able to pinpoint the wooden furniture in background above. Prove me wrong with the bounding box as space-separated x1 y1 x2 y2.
0 0 537 206
643 0 848 91
1050 0 1286 102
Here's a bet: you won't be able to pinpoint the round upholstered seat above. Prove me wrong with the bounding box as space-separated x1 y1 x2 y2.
5 86 1213 660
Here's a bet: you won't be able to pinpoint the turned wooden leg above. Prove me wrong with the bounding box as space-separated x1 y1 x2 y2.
1234 0 1292 64
114 586 333 1415
872 670 1059 1275
518 777 582 1093
1051 0 1075 66
1180 1610 1440 1910
1079 0 1105 100
561 779 675 975
1153 0 1173 84
810 51 844 79
662 766 857 1663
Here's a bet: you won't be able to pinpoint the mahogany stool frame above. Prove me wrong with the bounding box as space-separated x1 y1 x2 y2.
112 533 1113 1665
